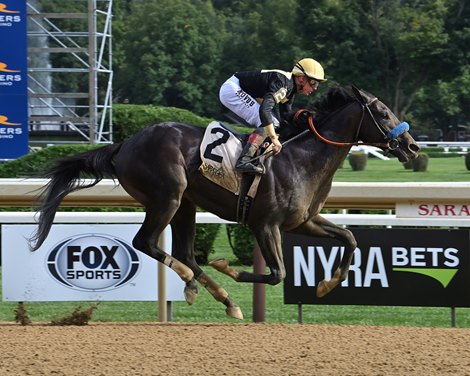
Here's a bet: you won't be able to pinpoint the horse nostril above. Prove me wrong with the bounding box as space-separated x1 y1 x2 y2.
409 143 420 153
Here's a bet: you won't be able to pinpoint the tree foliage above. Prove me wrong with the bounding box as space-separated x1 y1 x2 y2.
35 0 470 139
411 0 470 137
113 0 225 116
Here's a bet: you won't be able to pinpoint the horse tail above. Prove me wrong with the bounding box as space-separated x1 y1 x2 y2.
29 143 122 251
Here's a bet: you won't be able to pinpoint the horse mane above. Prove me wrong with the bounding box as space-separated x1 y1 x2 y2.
312 86 355 117
279 85 355 140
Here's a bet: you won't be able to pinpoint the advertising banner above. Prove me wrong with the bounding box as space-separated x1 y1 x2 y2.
2 224 185 302
283 229 470 307
396 202 470 218
0 0 29 159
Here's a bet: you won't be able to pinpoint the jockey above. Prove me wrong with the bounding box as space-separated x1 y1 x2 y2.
219 58 327 174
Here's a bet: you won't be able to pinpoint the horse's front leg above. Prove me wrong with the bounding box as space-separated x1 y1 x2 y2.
210 224 286 285
291 214 357 297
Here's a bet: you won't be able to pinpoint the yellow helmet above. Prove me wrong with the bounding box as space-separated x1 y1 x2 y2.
292 58 327 82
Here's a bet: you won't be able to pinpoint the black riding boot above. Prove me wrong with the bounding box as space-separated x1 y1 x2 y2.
235 142 264 174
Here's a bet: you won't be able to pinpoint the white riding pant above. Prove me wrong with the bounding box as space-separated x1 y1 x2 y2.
220 75 279 128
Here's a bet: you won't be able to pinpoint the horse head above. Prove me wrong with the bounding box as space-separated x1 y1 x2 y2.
349 85 420 162
284 86 419 163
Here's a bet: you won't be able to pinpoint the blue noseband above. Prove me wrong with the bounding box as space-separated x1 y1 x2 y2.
386 122 409 140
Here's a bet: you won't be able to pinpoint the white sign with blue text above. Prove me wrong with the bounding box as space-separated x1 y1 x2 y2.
2 224 185 302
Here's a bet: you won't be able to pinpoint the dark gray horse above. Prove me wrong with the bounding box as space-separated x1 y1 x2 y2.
30 86 419 320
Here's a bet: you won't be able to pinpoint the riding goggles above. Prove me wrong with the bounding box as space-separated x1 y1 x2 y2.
308 79 320 90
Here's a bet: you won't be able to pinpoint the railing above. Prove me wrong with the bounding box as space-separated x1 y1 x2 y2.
1 211 470 228
2 178 470 210
417 141 470 153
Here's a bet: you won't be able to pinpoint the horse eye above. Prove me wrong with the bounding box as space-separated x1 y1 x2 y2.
382 112 389 119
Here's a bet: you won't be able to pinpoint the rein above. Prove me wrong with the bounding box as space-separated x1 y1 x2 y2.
254 88 410 161
293 93 409 150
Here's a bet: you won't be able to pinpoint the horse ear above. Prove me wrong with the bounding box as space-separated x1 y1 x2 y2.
350 85 365 104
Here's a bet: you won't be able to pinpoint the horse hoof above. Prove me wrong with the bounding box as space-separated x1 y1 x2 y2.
226 306 244 320
209 258 228 272
316 280 331 298
184 286 198 305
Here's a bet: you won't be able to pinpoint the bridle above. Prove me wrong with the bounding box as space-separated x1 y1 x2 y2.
292 86 409 151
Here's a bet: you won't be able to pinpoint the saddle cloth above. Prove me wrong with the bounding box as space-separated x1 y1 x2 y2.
199 121 243 194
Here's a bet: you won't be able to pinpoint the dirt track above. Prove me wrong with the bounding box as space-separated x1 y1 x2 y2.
0 322 469 375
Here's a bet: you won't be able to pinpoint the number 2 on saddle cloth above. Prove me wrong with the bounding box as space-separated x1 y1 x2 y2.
199 121 270 201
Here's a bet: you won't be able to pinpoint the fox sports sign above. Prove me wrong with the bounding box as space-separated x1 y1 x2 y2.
46 234 140 291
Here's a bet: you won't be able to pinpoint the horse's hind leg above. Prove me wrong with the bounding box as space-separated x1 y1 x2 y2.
170 199 243 320
132 207 194 286
292 215 357 297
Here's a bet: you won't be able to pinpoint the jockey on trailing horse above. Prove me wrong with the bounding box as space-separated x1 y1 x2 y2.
219 58 327 173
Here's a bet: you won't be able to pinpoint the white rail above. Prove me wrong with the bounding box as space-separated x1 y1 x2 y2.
417 141 470 153
1 212 469 227
2 179 470 210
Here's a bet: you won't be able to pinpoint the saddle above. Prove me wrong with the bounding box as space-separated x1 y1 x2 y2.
199 121 272 224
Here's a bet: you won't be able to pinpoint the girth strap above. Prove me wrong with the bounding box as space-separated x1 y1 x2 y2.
237 174 255 224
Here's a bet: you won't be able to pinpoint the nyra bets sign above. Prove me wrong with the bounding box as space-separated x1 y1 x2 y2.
283 228 470 307
2 224 185 302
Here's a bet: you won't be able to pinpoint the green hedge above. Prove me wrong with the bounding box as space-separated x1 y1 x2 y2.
226 224 255 266
0 144 97 178
112 104 214 142
348 151 368 171
425 152 462 158
418 147 466 158
412 152 429 172
465 153 470 170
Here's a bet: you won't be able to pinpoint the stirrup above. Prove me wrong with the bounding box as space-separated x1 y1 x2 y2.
235 160 264 174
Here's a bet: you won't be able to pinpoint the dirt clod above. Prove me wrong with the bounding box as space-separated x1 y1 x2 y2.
50 303 99 326
14 302 31 326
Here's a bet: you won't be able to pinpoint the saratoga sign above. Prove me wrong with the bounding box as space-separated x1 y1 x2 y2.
396 202 470 218
283 228 470 307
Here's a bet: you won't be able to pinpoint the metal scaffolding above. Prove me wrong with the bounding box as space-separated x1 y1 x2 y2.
27 0 113 145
